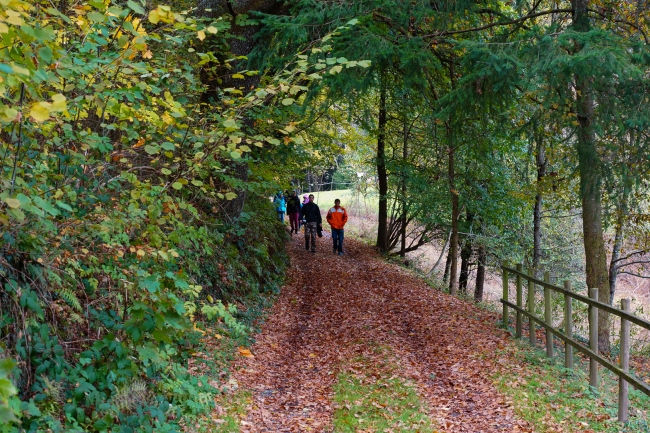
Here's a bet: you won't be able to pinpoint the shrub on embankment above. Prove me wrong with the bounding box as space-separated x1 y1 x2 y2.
0 190 287 432
0 1 298 431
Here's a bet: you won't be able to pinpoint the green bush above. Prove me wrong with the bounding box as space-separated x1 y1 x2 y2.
0 2 287 431
0 1 364 430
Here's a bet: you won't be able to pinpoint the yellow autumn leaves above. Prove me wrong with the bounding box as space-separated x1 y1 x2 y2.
29 94 67 123
147 5 218 41
0 1 30 33
147 5 175 25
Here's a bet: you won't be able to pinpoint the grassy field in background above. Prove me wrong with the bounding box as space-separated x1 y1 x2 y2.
306 189 379 241
307 189 378 214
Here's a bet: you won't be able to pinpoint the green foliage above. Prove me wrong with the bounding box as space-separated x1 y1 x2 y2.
0 359 20 426
0 0 371 430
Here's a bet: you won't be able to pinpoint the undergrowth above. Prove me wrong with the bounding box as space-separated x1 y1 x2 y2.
492 339 650 432
1 195 288 433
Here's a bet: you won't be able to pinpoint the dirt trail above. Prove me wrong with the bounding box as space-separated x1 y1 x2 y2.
233 235 531 432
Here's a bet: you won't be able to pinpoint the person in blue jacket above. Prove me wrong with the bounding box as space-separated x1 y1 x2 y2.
273 191 286 222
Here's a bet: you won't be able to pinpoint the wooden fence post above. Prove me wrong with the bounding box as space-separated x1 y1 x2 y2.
564 281 573 369
619 298 631 422
528 267 536 347
516 264 523 339
589 288 599 388
502 262 509 327
544 272 554 358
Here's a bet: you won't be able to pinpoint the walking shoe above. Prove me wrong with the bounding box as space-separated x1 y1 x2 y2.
338 251 344 256
333 247 337 254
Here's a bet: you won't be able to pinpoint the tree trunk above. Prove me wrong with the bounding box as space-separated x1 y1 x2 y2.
572 0 611 353
197 0 286 219
443 248 452 284
448 142 459 296
400 120 408 257
459 238 472 294
376 79 389 252
427 226 452 277
447 57 459 296
609 186 628 304
474 244 486 302
533 125 546 278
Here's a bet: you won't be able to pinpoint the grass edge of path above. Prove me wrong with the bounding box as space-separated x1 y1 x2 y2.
331 344 438 433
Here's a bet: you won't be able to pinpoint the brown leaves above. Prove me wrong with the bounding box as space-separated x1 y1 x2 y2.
237 347 254 358
221 237 530 432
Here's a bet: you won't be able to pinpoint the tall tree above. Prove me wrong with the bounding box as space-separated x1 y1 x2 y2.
533 121 547 276
376 77 389 252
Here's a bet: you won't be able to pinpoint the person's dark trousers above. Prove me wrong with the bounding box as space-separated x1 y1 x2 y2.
332 228 344 253
288 212 299 233
305 221 318 252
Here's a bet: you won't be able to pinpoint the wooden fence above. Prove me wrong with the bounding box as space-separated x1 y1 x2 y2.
500 263 650 422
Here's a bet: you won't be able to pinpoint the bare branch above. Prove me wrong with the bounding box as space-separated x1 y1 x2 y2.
616 259 650 268
587 8 650 44
612 250 649 263
422 9 574 39
618 271 650 279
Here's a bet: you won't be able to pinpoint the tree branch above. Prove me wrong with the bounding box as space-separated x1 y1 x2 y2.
615 259 650 268
423 9 574 39
612 250 649 263
618 271 650 279
587 8 650 44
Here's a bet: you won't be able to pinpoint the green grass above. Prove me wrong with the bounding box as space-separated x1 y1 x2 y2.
331 347 436 433
492 341 650 432
306 189 379 242
212 389 252 433
307 189 379 215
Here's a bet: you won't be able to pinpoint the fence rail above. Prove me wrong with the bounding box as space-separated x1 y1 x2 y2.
500 263 649 423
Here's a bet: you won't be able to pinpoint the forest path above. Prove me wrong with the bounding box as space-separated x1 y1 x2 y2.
232 234 531 432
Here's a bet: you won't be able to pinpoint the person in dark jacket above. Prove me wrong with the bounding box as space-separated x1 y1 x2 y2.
300 194 322 253
286 191 301 235
299 194 308 230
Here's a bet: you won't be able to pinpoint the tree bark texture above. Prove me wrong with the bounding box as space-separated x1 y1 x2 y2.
533 127 546 278
572 0 611 353
443 248 452 284
459 238 472 294
400 120 408 257
376 80 389 252
196 0 287 218
447 57 459 296
608 189 627 304
448 136 459 296
474 244 486 302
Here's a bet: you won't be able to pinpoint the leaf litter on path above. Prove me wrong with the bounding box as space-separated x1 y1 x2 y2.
228 236 532 432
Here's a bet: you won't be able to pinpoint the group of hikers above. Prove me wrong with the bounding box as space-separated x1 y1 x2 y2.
273 191 348 255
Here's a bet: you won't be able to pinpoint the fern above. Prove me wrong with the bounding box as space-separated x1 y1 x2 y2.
110 380 151 415
40 375 64 404
67 311 84 324
56 287 81 312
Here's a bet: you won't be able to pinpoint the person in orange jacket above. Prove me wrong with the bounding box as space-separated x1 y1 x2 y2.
326 198 348 256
